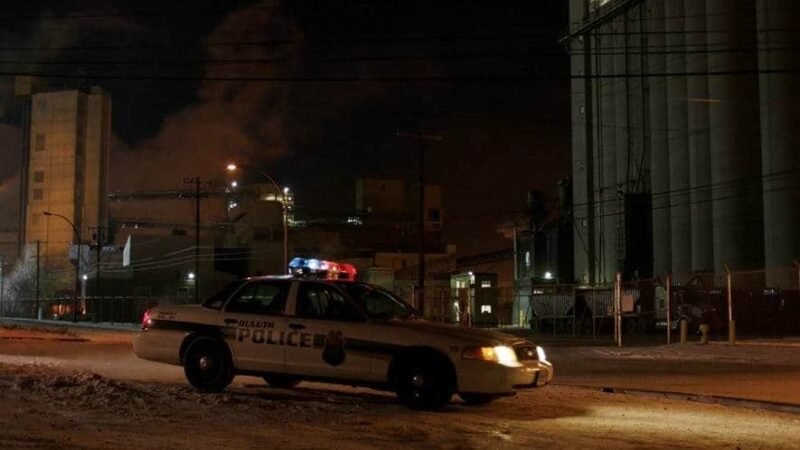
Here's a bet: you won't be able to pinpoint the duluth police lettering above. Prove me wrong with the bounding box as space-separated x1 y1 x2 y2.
237 320 274 329
236 327 314 348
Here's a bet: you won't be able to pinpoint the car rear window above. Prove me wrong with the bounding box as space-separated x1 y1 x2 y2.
202 280 247 310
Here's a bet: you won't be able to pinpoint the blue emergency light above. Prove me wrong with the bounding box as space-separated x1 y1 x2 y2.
288 257 357 280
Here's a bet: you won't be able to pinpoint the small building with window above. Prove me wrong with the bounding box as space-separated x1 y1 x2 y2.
450 272 499 328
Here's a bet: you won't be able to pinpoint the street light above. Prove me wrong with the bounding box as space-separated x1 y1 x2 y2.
43 211 82 322
226 163 289 270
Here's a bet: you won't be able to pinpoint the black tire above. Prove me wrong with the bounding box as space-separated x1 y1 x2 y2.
579 318 593 336
459 393 500 406
263 374 301 389
183 336 234 392
634 318 648 334
394 356 454 411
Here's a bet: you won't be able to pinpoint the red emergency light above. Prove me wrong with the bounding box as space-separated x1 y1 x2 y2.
289 257 357 281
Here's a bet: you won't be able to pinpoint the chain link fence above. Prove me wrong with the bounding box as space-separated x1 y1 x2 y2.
2 264 798 339
0 296 188 324
402 263 800 344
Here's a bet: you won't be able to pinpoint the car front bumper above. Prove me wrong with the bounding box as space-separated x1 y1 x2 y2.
457 359 554 395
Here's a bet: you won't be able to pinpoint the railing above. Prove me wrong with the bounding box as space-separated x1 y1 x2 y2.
0 296 169 324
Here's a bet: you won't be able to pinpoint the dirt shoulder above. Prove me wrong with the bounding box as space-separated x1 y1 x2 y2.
1 363 799 449
0 322 134 345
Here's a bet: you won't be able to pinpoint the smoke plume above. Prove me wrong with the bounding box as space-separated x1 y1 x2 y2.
113 3 298 190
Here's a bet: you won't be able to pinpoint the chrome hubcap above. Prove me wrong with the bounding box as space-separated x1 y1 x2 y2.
198 356 212 370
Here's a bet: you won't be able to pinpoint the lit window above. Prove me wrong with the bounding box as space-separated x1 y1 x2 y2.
525 251 531 269
32 188 43 200
33 171 45 183
481 280 492 288
480 305 492 314
34 134 45 152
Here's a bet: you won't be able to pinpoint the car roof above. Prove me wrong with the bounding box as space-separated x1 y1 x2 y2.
243 275 294 281
243 275 361 284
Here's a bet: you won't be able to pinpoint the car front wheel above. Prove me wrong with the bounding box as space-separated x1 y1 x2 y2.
183 336 233 392
395 359 453 411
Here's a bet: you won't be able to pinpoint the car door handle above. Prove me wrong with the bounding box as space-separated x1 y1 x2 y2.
224 318 238 325
289 323 306 330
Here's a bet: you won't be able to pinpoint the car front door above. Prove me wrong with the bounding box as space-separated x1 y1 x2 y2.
284 282 375 382
220 280 294 373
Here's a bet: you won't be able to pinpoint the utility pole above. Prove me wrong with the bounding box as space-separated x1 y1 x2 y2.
396 129 442 316
90 226 106 322
35 240 40 317
183 177 209 302
418 131 426 315
0 254 5 317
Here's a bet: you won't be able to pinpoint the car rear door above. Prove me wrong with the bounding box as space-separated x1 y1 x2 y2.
284 282 377 382
220 279 294 373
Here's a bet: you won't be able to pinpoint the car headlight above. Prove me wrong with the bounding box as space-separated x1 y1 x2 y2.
536 346 546 362
462 345 518 367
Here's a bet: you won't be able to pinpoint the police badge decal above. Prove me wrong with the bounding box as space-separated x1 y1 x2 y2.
322 330 346 366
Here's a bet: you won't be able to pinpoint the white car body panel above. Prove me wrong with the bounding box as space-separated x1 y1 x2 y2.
133 277 554 396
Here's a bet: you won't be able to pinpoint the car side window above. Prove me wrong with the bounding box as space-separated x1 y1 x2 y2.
225 281 288 316
361 289 406 320
296 283 365 322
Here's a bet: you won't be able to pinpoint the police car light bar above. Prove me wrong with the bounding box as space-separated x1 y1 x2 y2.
289 257 357 281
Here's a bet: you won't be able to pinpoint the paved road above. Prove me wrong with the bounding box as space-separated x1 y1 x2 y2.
548 342 800 405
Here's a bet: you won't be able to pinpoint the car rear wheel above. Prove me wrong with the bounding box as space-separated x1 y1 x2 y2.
395 358 453 411
459 393 500 406
263 374 301 389
183 336 233 392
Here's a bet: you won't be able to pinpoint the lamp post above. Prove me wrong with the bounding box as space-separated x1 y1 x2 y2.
43 211 82 322
0 254 5 317
226 163 289 270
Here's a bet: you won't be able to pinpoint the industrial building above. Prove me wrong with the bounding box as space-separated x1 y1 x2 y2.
21 87 112 272
567 0 799 287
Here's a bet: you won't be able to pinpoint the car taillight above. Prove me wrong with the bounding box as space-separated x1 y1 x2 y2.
141 309 153 330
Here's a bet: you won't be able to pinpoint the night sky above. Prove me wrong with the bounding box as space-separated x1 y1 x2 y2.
0 0 570 257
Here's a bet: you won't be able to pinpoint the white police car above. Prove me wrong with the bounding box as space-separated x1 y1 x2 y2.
134 272 553 410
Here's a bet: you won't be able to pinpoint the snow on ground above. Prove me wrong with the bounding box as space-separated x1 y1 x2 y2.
2 325 800 448
1 363 800 449
576 343 800 365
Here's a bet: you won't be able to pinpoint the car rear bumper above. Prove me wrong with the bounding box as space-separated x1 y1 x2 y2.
133 330 184 366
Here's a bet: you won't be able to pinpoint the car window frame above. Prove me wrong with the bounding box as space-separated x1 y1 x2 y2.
222 279 292 316
202 280 248 310
336 282 418 321
291 281 369 323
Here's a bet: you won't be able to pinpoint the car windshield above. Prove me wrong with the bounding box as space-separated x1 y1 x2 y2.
337 283 417 320
202 280 247 310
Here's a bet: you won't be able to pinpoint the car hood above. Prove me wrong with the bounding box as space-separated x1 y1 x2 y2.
383 319 524 346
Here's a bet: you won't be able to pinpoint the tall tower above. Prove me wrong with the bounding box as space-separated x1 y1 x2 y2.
24 87 112 270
